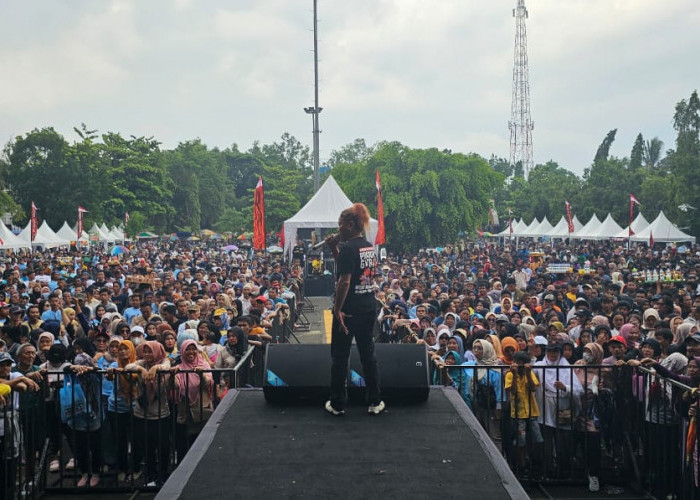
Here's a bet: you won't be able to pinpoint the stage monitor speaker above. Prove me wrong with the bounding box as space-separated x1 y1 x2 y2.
263 344 331 405
349 343 430 404
263 343 430 405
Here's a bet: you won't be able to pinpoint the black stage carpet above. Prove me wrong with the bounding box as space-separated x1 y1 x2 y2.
158 387 526 499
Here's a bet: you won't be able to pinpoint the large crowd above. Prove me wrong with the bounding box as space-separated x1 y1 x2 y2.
0 237 699 498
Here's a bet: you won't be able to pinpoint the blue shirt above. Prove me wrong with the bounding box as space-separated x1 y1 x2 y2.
41 309 62 322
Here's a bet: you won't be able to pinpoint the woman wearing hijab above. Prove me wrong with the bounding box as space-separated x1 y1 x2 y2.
500 337 519 365
105 339 136 482
534 342 583 478
65 353 102 487
126 340 171 486
462 339 504 440
215 327 249 395
574 342 604 492
173 339 213 461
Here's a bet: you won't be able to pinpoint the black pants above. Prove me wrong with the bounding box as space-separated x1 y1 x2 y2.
574 430 601 477
330 312 381 411
70 428 102 475
133 416 171 483
108 411 132 473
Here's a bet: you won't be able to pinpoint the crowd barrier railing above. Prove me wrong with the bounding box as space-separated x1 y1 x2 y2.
0 345 262 499
435 361 700 499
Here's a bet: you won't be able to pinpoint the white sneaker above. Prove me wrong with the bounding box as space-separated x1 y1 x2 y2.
66 458 75 471
588 475 599 492
368 401 386 415
325 400 345 416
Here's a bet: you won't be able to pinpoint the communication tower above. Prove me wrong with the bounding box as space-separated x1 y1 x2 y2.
508 0 534 177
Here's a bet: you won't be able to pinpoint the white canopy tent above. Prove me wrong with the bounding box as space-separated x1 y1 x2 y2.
89 223 113 242
497 219 528 237
547 215 583 239
630 211 696 243
109 226 125 242
56 221 90 244
589 213 624 240
19 221 65 247
517 218 541 237
614 213 650 240
100 224 117 243
0 221 30 250
283 176 378 262
572 214 602 240
528 216 554 238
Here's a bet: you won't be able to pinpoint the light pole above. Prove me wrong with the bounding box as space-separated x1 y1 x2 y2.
306 0 322 193
304 106 322 193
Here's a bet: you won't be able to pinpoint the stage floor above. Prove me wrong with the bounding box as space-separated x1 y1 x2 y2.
159 387 526 499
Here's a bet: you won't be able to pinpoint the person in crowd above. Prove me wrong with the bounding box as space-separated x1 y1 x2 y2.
127 341 171 487
173 339 213 461
534 341 583 478
574 342 604 492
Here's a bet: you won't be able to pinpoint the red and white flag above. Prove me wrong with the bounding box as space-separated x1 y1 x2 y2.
629 194 641 238
649 231 655 248
565 201 574 234
375 170 386 245
30 202 38 242
252 177 266 251
77 206 88 239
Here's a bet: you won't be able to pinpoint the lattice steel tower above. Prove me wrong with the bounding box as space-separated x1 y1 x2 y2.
508 0 534 177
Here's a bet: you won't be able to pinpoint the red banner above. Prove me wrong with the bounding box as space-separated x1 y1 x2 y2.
649 231 655 248
565 201 574 234
30 202 38 242
77 206 88 240
253 177 266 250
375 170 386 245
629 194 640 238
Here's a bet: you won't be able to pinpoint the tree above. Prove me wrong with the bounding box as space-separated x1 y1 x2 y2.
630 133 644 172
643 137 664 170
593 129 617 163
327 138 375 168
332 142 504 252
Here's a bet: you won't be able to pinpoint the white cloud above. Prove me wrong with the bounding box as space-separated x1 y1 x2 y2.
0 0 697 174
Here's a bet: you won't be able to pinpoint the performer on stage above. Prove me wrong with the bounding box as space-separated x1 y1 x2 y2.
324 203 385 416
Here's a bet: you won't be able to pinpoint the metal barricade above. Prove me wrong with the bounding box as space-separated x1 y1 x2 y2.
0 345 263 498
433 361 700 498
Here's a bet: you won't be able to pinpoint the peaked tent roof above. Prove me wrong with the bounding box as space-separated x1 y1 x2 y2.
19 221 64 247
0 221 29 249
56 221 90 243
529 216 554 238
283 175 378 260
630 211 696 243
547 216 581 239
89 223 113 242
109 226 125 242
589 213 624 240
496 218 524 237
518 218 542 237
572 214 602 239
614 213 650 239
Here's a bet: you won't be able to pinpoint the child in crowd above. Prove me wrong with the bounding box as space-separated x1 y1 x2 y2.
504 351 543 478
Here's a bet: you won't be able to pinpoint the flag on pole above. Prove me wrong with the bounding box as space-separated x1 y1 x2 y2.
253 177 266 251
77 206 88 240
507 208 513 237
629 194 641 238
565 201 574 234
375 170 386 245
124 212 130 240
30 202 38 242
649 231 655 248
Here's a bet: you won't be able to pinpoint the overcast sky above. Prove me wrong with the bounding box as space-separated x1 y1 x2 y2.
0 0 698 175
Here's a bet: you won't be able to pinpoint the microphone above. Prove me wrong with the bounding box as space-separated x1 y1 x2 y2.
312 234 338 250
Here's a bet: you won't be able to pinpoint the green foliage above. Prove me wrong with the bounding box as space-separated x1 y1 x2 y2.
594 129 617 163
1 90 699 244
332 142 503 252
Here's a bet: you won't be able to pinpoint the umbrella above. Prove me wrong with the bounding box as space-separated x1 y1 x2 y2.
110 245 129 256
223 244 239 252
188 236 201 241
267 245 283 254
201 229 216 237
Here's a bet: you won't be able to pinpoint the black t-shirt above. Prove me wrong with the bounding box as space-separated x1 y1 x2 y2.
336 237 376 315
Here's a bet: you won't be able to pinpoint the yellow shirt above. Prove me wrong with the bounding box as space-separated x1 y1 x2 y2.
504 370 540 419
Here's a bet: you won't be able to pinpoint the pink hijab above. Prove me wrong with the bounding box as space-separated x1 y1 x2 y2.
176 339 211 403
